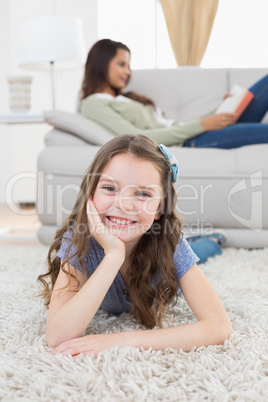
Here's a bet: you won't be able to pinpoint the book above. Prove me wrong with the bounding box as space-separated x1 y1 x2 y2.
215 84 254 121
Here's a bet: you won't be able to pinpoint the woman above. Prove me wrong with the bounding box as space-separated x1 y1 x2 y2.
80 39 268 149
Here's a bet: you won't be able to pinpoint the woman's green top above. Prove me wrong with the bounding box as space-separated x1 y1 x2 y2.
81 94 205 147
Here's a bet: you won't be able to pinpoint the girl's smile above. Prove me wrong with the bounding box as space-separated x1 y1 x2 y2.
106 216 137 227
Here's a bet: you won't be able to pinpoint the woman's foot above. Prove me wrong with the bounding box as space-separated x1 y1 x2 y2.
207 232 227 246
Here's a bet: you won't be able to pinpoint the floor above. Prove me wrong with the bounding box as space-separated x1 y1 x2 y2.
0 203 42 246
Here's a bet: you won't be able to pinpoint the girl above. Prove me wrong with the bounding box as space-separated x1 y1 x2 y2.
38 134 232 358
80 38 268 149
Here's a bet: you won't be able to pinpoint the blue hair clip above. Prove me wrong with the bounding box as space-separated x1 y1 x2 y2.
159 144 179 183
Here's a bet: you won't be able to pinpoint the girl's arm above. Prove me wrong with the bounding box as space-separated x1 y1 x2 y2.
51 263 232 357
46 251 124 348
131 263 232 351
46 200 126 348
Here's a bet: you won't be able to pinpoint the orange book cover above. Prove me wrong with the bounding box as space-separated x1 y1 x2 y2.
233 90 254 121
215 85 255 121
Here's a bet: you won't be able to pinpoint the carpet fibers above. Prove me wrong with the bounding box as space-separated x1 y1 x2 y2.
0 245 268 401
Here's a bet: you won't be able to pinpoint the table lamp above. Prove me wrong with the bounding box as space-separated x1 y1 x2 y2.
18 15 86 109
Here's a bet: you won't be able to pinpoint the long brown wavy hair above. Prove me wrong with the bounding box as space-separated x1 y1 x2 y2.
80 38 155 107
38 134 183 328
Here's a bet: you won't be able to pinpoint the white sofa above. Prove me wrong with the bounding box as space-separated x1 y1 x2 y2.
37 67 268 248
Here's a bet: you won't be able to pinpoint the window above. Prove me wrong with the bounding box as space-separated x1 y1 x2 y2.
98 0 268 68
98 0 158 69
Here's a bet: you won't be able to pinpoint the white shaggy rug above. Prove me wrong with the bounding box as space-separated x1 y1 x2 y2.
0 245 268 401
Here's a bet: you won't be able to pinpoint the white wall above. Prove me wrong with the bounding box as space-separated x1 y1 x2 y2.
0 0 98 205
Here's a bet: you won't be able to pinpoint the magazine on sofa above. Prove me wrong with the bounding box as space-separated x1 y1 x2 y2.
215 84 254 121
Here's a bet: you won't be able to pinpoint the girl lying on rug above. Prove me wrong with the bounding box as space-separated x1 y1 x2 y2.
38 134 232 358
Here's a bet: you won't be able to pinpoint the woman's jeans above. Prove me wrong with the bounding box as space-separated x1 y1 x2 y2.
189 238 222 264
183 74 268 149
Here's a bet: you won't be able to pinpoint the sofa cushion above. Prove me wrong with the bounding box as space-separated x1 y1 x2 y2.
44 110 114 145
126 68 228 121
37 144 268 233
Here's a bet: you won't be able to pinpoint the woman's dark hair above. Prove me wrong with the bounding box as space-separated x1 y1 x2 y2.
80 39 155 107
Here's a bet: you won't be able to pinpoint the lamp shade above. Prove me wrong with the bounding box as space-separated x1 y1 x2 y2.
18 15 86 70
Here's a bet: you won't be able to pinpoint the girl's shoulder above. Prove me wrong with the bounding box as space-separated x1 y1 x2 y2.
59 230 103 251
57 231 105 276
173 235 200 280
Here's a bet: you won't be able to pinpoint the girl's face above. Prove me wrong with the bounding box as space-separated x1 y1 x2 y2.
107 49 131 92
93 153 163 250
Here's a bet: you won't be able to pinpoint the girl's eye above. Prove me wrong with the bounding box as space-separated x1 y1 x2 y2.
103 186 116 192
137 192 151 198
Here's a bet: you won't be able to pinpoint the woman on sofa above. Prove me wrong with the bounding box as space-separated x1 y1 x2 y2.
80 39 268 149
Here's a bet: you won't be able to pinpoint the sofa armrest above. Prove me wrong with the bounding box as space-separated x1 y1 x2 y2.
45 128 89 147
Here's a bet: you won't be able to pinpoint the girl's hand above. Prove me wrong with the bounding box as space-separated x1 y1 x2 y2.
87 200 125 257
51 332 131 358
201 113 237 131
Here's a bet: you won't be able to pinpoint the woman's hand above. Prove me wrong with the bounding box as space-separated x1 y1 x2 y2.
51 332 131 358
87 199 125 257
223 92 232 100
201 113 237 131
